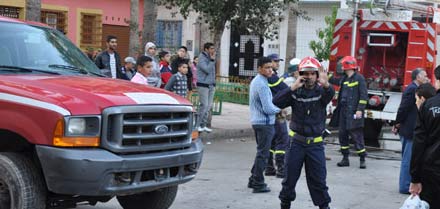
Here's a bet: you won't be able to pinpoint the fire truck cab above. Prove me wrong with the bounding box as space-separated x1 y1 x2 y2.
328 0 440 146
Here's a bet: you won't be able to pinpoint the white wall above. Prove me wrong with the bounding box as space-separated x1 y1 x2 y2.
295 3 338 60
220 22 231 78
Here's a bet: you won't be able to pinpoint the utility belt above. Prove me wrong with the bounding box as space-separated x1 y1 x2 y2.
288 130 323 144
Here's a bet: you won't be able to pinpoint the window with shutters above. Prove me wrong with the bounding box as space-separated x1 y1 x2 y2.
80 13 102 48
156 20 182 51
0 6 21 19
41 10 67 34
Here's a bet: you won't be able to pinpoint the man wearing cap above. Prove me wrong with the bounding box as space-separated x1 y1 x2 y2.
283 58 301 87
265 53 289 178
144 42 162 87
120 57 136 80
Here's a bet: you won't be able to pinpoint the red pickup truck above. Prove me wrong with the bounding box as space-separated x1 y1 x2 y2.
0 16 203 209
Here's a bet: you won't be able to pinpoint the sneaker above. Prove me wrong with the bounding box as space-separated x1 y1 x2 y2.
203 127 213 132
197 127 205 132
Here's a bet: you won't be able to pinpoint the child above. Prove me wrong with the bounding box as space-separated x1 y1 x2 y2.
415 83 436 109
165 60 189 97
159 51 172 88
131 55 154 86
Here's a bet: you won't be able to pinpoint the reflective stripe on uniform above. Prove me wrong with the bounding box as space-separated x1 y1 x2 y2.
274 150 286 155
270 149 275 154
356 149 366 153
288 130 323 144
359 100 367 104
343 81 359 87
268 77 285 87
341 146 350 149
291 94 322 102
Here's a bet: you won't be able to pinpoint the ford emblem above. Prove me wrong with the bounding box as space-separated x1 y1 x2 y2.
154 125 169 134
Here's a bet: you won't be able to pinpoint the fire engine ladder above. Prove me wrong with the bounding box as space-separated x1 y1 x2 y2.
371 0 438 15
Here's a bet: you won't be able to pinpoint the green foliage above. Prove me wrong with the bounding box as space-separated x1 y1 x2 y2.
309 6 337 61
158 0 305 40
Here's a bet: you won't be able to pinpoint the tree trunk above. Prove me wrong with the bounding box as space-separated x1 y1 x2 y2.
284 3 298 71
25 0 41 21
142 0 158 47
129 0 140 57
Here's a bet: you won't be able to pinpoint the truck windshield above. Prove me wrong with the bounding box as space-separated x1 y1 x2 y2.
0 21 102 76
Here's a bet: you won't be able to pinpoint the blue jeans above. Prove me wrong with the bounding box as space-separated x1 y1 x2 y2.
399 136 413 194
250 124 274 187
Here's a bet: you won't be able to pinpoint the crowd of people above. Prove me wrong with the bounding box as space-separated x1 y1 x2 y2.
248 53 440 209
88 35 216 133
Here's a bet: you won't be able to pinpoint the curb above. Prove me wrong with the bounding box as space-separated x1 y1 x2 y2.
200 128 254 140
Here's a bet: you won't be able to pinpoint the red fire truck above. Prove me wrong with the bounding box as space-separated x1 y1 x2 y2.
328 0 440 146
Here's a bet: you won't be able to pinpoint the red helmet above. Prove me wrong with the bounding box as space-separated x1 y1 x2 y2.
298 56 321 72
339 56 358 70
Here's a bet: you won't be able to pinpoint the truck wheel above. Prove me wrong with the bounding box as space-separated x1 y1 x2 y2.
0 153 46 209
117 186 178 209
363 118 383 147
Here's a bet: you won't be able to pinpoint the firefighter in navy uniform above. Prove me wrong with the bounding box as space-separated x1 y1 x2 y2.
265 53 289 178
329 56 368 169
274 57 334 209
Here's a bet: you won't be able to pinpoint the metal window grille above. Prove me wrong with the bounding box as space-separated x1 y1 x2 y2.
156 20 182 51
80 13 102 48
0 6 20 19
41 10 67 34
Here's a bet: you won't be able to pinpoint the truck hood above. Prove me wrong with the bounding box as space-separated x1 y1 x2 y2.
0 75 192 115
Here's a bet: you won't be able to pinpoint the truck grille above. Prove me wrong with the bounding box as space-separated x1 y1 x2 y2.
101 105 193 153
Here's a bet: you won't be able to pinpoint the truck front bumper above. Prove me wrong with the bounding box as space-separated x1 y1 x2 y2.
36 139 203 196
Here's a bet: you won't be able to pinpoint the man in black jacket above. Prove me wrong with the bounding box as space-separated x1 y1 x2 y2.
410 65 440 208
393 68 429 194
94 35 123 79
329 56 368 169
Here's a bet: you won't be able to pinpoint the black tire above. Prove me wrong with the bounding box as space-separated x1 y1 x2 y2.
0 152 46 209
363 118 383 147
117 186 178 209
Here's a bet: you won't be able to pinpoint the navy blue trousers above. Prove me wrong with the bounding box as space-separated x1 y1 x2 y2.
279 137 331 207
339 111 366 156
267 120 289 170
250 124 274 187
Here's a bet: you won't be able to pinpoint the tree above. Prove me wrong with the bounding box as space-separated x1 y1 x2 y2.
25 0 41 21
158 0 305 71
128 0 140 57
309 6 337 61
142 0 158 48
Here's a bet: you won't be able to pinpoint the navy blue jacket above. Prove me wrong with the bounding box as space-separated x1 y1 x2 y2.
273 84 335 137
329 72 368 130
268 71 288 95
395 82 418 139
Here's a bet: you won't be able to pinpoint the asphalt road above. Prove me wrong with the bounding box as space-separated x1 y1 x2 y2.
78 137 407 209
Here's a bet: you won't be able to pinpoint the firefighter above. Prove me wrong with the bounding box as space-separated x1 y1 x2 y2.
265 53 289 178
329 56 368 169
274 56 334 209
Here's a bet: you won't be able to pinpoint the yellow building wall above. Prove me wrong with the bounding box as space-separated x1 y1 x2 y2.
1 0 26 19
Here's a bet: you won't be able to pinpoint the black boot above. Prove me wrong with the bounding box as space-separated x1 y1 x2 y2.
337 155 350 167
275 156 285 178
360 156 366 169
281 201 291 209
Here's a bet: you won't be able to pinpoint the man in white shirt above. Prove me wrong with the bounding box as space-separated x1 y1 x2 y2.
95 35 122 79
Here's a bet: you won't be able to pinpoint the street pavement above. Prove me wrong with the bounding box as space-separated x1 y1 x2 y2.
78 103 407 209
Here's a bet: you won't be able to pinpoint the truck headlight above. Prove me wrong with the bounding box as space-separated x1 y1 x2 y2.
53 116 101 147
191 112 199 141
66 117 100 136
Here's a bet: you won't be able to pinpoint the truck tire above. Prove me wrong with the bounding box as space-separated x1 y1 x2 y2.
117 186 178 209
0 153 46 209
363 118 383 147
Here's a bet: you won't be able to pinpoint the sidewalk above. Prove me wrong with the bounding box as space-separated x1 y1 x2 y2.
200 102 253 140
